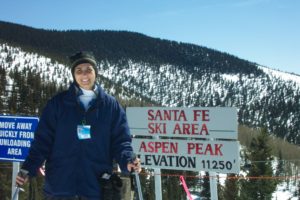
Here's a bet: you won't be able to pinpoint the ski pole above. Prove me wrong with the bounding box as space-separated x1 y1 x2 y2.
12 187 25 200
12 169 28 200
131 154 143 200
134 170 143 200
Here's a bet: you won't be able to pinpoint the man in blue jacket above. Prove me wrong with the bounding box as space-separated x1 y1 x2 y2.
16 51 140 200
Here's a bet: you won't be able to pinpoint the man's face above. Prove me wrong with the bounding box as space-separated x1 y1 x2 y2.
74 63 96 90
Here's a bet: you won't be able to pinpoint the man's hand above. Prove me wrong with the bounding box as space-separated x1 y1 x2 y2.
15 169 29 186
127 157 141 173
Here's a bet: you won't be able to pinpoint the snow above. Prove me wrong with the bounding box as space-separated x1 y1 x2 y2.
221 74 239 82
273 182 298 200
259 65 300 85
0 44 72 87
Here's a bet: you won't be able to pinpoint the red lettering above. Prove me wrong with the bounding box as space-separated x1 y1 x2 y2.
139 142 147 152
187 143 195 154
200 124 209 135
191 124 198 134
173 123 182 134
148 109 188 121
214 144 223 156
187 143 223 156
148 109 155 120
178 110 187 121
170 142 178 153
147 142 155 152
183 123 190 134
173 123 209 135
140 141 178 153
195 143 203 154
173 110 179 121
193 110 210 121
203 110 209 121
148 123 155 134
155 142 161 152
148 123 166 134
204 144 213 155
162 142 168 153
164 110 171 120
157 110 163 120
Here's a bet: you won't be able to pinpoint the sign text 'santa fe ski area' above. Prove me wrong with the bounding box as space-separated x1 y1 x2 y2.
127 107 240 173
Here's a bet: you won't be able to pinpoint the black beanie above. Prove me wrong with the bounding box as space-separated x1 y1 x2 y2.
69 51 98 77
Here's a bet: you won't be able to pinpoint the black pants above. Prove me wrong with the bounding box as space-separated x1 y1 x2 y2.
43 174 123 200
100 174 122 200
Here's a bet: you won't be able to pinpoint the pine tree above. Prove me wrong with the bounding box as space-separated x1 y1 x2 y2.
217 175 225 200
0 65 6 112
223 174 239 200
141 170 155 200
275 149 284 184
240 128 277 200
201 172 210 199
162 169 185 200
0 162 12 200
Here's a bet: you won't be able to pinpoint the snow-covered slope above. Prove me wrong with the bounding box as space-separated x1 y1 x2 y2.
0 44 72 86
1 43 300 143
1 43 300 199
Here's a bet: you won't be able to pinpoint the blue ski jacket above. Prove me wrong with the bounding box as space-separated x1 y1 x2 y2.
22 83 133 199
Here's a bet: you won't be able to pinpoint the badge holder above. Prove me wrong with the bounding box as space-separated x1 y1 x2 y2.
77 125 91 140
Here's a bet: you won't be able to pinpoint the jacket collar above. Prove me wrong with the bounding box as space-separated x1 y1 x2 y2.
63 82 105 106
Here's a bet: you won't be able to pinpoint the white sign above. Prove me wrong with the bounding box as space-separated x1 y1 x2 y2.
132 138 240 173
127 107 237 139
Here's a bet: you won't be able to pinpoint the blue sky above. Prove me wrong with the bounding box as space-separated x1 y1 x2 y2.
1 0 299 75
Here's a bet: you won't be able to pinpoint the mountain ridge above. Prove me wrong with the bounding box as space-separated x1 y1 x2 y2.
0 20 263 75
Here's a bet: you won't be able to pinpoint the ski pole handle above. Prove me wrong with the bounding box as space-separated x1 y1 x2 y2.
18 169 29 179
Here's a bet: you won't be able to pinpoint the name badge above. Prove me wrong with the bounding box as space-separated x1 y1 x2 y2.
77 125 91 140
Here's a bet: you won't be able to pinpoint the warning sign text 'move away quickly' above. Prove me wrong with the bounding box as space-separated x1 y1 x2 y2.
0 116 38 161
